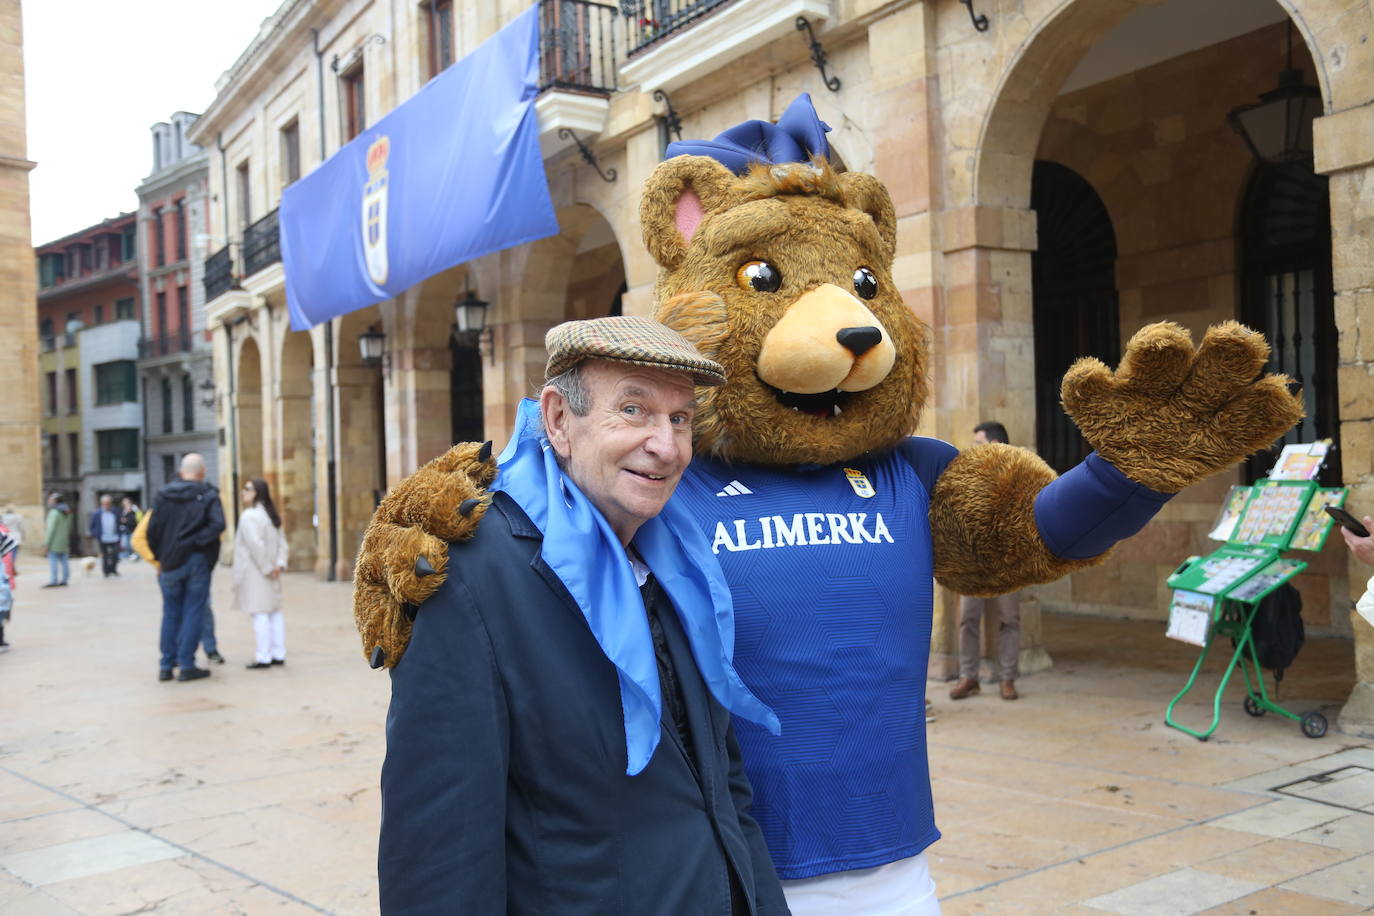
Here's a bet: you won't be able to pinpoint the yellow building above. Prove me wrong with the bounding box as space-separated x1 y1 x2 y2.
189 0 1374 733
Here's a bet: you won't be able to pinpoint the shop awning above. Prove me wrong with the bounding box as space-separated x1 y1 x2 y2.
282 4 558 330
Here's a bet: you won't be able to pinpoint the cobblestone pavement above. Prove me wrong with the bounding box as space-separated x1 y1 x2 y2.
1 552 1370 914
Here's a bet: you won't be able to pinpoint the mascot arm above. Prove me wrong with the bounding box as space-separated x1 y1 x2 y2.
932 320 1302 597
353 441 496 668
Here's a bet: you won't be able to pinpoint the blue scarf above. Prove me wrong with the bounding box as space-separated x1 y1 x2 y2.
495 399 779 775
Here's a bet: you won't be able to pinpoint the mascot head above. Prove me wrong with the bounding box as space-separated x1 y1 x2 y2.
640 95 929 467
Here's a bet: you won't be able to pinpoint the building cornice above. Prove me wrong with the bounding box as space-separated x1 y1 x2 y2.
136 152 210 201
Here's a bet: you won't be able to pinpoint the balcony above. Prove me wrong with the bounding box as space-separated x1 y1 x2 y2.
620 0 731 56
539 0 619 94
242 208 282 278
204 246 237 302
138 328 193 359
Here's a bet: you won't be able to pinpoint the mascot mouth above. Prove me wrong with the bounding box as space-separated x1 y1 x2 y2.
763 382 851 418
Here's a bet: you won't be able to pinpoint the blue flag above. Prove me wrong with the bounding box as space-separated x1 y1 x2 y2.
282 4 558 330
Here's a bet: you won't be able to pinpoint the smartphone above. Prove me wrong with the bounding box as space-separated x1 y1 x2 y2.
1325 506 1371 538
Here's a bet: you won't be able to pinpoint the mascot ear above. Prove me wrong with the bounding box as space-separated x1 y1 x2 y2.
640 155 738 271
838 171 897 261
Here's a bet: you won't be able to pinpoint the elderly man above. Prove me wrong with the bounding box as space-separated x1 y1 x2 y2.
379 317 788 915
89 494 122 577
147 454 225 682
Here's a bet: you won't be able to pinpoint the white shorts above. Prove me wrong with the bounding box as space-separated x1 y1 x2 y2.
781 853 941 916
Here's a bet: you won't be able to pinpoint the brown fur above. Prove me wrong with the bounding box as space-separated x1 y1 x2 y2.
352 149 1302 668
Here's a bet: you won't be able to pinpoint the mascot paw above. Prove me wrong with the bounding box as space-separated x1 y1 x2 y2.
1062 321 1304 494
351 441 496 667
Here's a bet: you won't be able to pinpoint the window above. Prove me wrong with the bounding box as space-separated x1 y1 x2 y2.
426 0 455 77
115 298 135 320
39 253 64 288
96 429 140 470
153 207 166 267
342 66 366 141
175 201 187 261
162 453 176 485
237 161 252 229
65 368 77 414
182 375 195 432
93 304 104 325
161 377 173 434
177 286 189 347
39 317 53 338
156 291 167 341
67 432 79 477
94 361 137 405
47 434 59 478
121 224 137 262
45 372 56 416
281 120 301 185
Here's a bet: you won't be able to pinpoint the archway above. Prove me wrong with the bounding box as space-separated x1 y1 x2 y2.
334 305 385 579
235 335 264 528
562 208 627 321
277 329 317 570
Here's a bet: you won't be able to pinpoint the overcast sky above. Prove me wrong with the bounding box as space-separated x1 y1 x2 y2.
23 0 284 246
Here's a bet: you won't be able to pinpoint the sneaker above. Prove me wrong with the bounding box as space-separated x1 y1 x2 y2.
270 659 285 666
158 669 174 681
41 582 59 589
245 661 272 669
176 667 211 682
206 651 225 664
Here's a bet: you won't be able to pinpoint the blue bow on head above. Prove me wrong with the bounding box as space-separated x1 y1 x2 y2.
665 93 831 174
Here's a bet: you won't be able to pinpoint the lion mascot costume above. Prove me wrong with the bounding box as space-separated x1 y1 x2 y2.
353 96 1301 910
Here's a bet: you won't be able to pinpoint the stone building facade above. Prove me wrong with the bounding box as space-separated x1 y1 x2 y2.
136 112 218 500
35 213 143 549
0 0 42 541
189 0 1374 732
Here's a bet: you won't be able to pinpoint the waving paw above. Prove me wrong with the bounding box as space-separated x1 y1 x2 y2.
1063 321 1303 494
352 440 497 668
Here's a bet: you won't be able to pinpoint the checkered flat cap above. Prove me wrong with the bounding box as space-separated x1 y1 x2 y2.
545 316 726 387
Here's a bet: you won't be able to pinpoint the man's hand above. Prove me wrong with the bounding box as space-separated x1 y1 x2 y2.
1341 516 1374 567
353 441 497 668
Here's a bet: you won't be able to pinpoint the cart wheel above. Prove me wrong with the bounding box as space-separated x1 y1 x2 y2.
1243 696 1266 717
1300 712 1328 739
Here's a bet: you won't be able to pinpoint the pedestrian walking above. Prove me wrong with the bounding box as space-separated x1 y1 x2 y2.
147 454 225 682
42 492 71 588
89 495 122 577
233 478 288 669
119 497 140 560
1 505 24 559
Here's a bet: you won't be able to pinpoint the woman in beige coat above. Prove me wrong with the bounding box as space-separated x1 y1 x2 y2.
233 478 289 669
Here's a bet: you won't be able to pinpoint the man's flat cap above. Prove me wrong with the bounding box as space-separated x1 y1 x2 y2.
544 316 726 387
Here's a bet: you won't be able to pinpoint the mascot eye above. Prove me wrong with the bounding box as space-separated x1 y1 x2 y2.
853 267 878 300
737 260 782 293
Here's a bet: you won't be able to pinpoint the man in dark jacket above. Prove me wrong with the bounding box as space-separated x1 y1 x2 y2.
147 453 225 682
378 317 789 915
89 494 121 577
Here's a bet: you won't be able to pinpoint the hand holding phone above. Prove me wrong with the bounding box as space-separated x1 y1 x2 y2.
1326 505 1371 538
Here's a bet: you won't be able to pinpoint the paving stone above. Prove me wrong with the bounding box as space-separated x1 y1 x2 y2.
1083 868 1264 915
1287 812 1374 853
1192 837 1355 885
1207 798 1348 839
0 830 185 887
1196 886 1365 915
1279 852 1374 906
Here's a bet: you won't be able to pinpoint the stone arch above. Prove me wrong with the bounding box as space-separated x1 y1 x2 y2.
276 329 317 570
235 334 264 509
333 304 385 579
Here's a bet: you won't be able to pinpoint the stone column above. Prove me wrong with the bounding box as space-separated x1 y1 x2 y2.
1317 108 1374 737
333 363 384 581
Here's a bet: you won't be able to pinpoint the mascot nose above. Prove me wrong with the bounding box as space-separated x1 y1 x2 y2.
837 327 882 357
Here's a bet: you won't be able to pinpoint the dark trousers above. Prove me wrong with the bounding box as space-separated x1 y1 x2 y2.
158 553 210 671
99 541 120 576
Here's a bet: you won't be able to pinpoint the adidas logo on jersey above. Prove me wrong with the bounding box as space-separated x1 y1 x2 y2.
715 480 754 497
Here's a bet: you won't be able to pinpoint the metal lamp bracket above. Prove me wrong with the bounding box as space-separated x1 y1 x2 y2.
959 0 990 32
653 89 683 142
795 17 841 92
559 128 617 183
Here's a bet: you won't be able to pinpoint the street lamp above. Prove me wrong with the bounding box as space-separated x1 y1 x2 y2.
359 324 386 368
1226 22 1322 165
454 289 488 339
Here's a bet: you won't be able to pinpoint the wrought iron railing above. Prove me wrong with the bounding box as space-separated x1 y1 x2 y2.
138 328 193 359
619 0 731 56
242 208 282 278
539 0 619 93
204 246 236 301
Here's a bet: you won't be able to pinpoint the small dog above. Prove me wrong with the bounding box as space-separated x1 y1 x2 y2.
80 556 98 576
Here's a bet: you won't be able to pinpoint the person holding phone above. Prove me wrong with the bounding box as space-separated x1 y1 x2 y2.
1338 509 1374 628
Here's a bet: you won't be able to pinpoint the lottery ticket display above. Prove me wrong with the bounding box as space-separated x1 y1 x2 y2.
1227 558 1307 603
1289 489 1346 552
1232 481 1313 548
1208 486 1251 542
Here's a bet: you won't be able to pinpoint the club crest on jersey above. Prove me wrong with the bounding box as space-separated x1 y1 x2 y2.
843 468 875 498
362 135 390 286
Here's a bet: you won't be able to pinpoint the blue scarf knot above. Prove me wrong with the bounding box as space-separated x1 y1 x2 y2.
494 399 779 775
666 93 831 174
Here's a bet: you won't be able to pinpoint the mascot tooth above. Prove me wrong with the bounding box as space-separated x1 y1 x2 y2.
353 94 1303 908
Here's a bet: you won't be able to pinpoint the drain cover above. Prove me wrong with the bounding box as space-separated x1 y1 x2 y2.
1271 765 1374 815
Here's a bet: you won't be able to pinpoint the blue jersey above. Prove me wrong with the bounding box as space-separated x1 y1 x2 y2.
675 437 958 879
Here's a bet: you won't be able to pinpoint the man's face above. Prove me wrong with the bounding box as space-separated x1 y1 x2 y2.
544 361 696 546
973 430 989 446
100 496 112 510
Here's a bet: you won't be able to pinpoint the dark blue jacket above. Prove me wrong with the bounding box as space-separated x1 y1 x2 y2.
379 492 789 915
